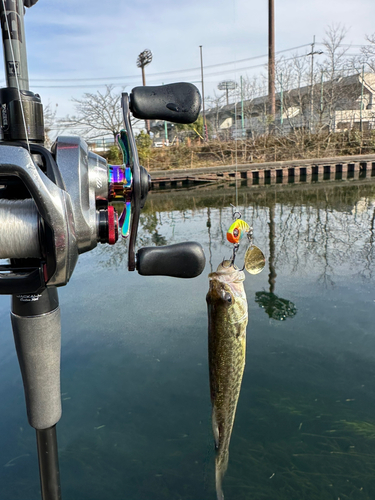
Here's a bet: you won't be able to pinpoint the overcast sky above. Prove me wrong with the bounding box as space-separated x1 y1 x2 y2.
1 0 375 121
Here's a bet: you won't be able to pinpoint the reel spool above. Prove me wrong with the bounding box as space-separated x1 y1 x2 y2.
0 199 41 259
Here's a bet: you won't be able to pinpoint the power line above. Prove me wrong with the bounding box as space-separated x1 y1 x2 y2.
26 43 311 83
316 42 374 48
28 54 311 89
4 47 370 90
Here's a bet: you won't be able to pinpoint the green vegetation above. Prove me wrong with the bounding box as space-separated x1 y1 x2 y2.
338 420 375 440
223 385 375 500
104 131 153 166
106 144 122 164
174 116 205 140
135 130 153 165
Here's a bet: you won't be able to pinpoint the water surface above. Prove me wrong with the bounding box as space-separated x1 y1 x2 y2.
1 177 375 499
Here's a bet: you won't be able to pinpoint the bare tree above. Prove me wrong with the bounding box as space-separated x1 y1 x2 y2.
241 74 268 138
274 52 310 148
320 24 350 77
59 85 125 140
317 24 351 130
43 102 59 147
360 33 375 73
206 92 227 138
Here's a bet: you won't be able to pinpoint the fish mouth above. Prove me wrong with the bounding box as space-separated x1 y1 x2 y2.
208 274 246 300
208 269 245 287
208 261 245 281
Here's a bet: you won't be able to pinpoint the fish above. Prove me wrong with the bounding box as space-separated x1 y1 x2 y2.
206 260 248 500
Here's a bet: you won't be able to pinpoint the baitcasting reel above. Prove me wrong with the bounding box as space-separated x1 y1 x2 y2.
0 2 206 499
0 82 205 295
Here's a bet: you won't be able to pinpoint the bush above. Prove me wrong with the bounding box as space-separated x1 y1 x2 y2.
135 131 153 165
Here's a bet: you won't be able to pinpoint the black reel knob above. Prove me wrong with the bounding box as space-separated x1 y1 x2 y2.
136 242 206 279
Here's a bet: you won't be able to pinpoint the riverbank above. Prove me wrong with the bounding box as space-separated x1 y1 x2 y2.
105 130 375 171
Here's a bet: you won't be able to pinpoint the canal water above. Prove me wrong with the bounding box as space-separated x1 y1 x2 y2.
1 177 375 500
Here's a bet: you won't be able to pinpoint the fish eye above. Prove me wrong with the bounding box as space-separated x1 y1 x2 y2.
220 289 232 303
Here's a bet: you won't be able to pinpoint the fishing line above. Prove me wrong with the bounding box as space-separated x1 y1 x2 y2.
233 0 239 213
207 207 213 273
221 0 266 275
1 0 30 152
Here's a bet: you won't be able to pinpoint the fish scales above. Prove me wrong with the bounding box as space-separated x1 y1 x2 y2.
207 261 248 500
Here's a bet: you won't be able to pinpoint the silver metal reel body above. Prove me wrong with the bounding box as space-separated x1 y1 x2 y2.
53 136 110 255
0 137 113 289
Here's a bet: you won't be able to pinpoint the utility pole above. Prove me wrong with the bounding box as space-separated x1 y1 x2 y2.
137 49 153 134
307 36 323 134
199 45 208 141
268 0 275 131
241 76 245 137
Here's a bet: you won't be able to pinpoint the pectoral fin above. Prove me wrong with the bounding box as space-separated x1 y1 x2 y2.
212 407 220 449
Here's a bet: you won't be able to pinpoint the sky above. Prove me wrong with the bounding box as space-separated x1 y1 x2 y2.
1 0 375 128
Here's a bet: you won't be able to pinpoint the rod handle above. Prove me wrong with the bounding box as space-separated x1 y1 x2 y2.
11 306 62 430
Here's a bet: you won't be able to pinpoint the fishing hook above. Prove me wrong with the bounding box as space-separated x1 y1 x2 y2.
230 243 239 267
221 243 239 268
231 231 254 271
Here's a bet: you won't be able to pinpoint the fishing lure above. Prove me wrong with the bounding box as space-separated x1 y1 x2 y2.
244 244 266 275
226 206 266 274
226 219 250 244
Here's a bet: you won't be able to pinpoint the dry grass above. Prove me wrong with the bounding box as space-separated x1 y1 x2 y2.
105 130 375 170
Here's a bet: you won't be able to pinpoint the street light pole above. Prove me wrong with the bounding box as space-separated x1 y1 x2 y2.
218 80 237 106
136 49 153 135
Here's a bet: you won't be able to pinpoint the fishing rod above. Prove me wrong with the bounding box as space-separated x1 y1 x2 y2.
0 2 205 499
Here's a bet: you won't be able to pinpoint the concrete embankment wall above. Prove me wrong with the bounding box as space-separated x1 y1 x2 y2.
150 154 375 188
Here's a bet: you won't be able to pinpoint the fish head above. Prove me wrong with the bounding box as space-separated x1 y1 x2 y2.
207 261 247 323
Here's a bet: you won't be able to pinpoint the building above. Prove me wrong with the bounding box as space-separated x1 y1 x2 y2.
207 72 375 138
151 72 375 142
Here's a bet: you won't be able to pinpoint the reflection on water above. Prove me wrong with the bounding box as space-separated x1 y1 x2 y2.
255 203 297 321
1 179 375 499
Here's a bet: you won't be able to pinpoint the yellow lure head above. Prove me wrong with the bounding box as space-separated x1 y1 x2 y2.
226 219 250 244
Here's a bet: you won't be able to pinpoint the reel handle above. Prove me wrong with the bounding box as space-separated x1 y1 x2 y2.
130 83 201 124
136 242 206 278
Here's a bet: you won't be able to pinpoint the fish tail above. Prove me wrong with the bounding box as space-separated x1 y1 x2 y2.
215 448 229 500
215 472 225 500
